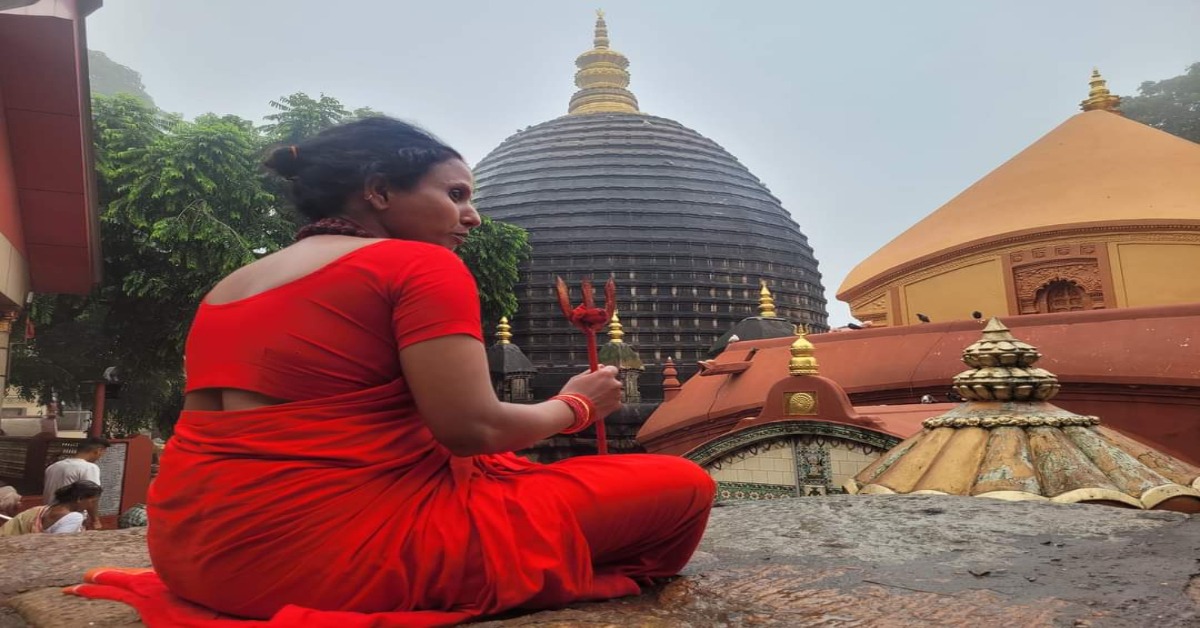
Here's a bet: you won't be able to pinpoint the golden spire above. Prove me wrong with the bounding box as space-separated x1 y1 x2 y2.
788 324 819 376
568 10 640 115
593 8 609 48
758 280 777 317
495 317 512 344
608 310 625 343
1080 67 1122 114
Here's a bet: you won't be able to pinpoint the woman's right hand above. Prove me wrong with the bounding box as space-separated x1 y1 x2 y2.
559 366 624 419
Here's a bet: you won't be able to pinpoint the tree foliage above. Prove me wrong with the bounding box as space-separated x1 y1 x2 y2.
1122 62 1200 144
11 91 529 436
261 92 350 145
457 216 532 329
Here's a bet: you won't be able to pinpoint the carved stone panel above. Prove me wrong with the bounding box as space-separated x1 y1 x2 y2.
1013 259 1105 314
850 293 888 326
784 392 818 416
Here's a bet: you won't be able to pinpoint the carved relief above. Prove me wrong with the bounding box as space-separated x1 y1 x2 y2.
1054 245 1071 256
1080 243 1096 254
784 392 817 416
850 293 888 326
1013 260 1105 314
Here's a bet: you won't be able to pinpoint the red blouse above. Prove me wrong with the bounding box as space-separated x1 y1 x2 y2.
184 240 483 401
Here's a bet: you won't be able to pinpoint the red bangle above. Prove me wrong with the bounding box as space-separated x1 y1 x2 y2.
552 393 595 434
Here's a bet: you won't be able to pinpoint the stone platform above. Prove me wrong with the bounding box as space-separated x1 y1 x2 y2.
3 495 1198 627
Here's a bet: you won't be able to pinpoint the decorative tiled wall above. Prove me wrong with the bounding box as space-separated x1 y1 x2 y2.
709 439 796 486
706 435 885 501
828 445 878 490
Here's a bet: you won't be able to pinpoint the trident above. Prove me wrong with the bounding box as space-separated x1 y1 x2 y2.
555 276 616 454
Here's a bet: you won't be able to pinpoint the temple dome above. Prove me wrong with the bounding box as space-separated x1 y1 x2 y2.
474 13 826 397
839 108 1200 303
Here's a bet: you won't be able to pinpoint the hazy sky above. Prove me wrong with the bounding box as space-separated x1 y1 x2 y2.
86 1 1200 325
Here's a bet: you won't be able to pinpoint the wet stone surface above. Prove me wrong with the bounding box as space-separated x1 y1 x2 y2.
3 495 1199 627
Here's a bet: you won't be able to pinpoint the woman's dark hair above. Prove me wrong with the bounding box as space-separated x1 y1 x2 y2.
54 480 103 504
264 116 462 222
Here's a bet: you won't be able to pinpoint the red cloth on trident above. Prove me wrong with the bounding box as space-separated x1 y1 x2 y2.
555 278 616 454
67 241 714 626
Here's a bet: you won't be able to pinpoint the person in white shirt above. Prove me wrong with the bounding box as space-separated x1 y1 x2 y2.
42 437 109 530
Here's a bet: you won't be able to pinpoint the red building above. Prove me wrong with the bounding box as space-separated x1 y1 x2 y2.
0 0 103 395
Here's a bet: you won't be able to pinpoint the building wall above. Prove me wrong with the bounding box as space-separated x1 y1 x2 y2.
1112 243 1200 307
0 86 29 308
848 232 1200 327
900 258 1007 326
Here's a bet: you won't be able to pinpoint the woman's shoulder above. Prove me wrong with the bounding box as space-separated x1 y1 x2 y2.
351 240 474 285
354 239 466 267
45 510 85 534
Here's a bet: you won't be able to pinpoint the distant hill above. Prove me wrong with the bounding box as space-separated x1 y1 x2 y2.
88 50 155 106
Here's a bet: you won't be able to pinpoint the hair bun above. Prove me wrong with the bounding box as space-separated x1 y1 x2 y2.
264 144 302 179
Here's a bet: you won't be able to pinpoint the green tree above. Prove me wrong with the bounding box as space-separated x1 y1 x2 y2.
350 106 386 120
1122 62 1200 143
457 216 532 330
261 92 350 144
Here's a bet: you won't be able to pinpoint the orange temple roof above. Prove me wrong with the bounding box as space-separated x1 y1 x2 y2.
839 110 1200 300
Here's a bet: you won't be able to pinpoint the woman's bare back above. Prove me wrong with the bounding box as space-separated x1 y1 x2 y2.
185 236 385 412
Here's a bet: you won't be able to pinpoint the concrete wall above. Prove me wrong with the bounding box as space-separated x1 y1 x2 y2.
1112 242 1200 307
900 258 1007 326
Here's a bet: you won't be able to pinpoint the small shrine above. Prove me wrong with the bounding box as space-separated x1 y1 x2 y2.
485 317 537 403
708 281 797 357
847 319 1200 512
598 311 644 403
639 324 948 500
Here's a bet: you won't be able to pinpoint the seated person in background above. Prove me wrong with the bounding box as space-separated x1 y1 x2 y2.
0 480 102 536
0 484 20 518
43 437 110 530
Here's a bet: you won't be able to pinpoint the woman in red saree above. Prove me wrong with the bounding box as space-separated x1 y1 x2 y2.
97 117 714 626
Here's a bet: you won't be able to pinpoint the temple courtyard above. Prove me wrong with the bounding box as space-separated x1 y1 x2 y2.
2 494 1198 627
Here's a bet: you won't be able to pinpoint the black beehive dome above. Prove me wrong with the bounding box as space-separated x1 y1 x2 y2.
473 13 827 399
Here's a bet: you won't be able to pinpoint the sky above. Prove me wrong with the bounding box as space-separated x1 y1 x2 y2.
85 0 1200 325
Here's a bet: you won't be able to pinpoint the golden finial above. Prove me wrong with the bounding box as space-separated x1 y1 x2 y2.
1080 67 1122 114
608 310 625 343
594 9 609 48
568 12 640 115
495 317 512 345
788 325 819 376
758 280 777 317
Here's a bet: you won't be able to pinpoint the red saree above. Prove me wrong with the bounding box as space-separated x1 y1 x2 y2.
70 241 714 625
